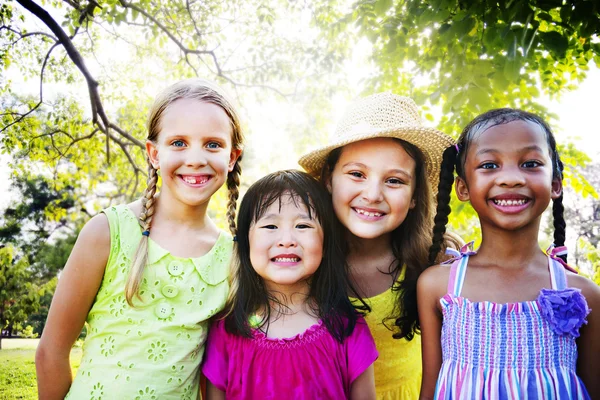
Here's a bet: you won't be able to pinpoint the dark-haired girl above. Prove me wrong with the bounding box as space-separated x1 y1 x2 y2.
418 109 599 399
202 170 378 399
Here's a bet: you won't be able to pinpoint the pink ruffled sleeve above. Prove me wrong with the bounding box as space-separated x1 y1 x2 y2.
201 319 229 392
346 315 379 383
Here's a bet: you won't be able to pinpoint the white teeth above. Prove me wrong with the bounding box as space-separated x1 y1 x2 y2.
273 257 299 263
493 199 527 206
355 208 383 217
182 176 207 184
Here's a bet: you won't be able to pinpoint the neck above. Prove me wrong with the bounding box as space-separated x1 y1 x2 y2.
265 280 311 313
347 232 393 260
476 220 545 268
153 191 212 229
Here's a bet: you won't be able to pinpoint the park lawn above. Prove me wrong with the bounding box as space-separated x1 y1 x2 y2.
0 346 82 400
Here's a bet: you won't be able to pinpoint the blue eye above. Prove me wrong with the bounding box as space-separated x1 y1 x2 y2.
171 140 186 147
522 161 541 168
206 142 222 149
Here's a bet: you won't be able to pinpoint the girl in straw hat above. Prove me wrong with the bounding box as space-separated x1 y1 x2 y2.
299 92 456 399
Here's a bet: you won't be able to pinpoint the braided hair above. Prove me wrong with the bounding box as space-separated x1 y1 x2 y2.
125 79 244 306
428 108 566 266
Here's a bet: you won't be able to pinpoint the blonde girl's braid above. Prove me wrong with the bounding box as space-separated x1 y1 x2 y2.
226 155 242 237
125 159 158 306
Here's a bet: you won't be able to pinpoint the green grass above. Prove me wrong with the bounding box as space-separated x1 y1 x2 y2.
0 342 82 400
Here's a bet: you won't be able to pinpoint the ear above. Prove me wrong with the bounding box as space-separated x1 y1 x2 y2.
409 197 416 209
146 140 160 169
228 148 243 172
325 176 332 194
550 177 563 199
455 176 470 202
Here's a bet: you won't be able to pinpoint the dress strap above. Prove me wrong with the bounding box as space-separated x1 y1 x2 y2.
447 255 469 296
549 256 568 290
443 241 476 296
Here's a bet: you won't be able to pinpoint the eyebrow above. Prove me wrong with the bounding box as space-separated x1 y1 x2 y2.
342 162 413 179
259 213 312 220
476 145 545 157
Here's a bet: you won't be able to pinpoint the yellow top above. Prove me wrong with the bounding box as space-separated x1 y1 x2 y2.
351 268 422 400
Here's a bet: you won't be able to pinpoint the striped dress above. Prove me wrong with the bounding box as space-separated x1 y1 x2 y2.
435 253 590 399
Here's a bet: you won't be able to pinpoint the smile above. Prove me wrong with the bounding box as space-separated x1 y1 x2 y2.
492 199 529 206
180 175 210 185
353 207 385 219
272 257 300 263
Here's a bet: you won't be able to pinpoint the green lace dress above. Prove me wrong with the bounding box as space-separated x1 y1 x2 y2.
66 205 232 400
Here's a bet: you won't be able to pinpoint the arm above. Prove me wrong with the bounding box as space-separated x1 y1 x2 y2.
417 266 446 400
35 214 110 400
350 364 376 400
573 275 600 398
205 381 226 400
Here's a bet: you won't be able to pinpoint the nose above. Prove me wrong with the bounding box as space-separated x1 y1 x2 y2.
277 228 297 248
496 166 526 187
185 147 208 168
362 180 384 203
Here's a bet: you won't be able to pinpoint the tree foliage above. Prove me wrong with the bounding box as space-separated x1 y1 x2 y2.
1 0 345 203
314 0 598 236
0 246 41 348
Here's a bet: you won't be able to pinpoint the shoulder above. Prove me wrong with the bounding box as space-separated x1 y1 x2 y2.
79 213 111 247
567 272 600 306
418 264 451 293
126 199 143 219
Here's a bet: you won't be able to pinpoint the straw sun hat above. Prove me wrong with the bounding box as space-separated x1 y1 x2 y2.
298 92 455 193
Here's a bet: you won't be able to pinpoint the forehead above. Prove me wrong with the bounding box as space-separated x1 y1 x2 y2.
471 120 550 155
258 193 311 217
338 137 416 169
159 98 232 138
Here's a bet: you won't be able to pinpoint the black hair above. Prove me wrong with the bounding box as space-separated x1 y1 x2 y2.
321 139 433 341
224 170 367 343
428 108 566 265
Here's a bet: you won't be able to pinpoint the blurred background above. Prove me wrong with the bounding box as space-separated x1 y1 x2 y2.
1 1 599 396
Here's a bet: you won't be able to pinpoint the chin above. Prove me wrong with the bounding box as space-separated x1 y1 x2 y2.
348 228 388 240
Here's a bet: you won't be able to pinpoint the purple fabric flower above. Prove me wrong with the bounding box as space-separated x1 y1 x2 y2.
537 288 591 338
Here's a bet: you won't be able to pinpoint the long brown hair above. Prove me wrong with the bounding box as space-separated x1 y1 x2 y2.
125 79 244 306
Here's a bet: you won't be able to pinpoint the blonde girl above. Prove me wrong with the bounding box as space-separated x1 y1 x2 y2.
36 79 243 399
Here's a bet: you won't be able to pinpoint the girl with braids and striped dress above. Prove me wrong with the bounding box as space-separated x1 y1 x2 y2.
36 79 244 400
417 108 599 399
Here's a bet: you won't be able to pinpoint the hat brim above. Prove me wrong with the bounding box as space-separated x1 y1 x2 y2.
298 125 455 194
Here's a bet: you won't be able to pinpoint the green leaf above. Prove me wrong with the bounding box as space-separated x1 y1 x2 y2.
503 58 521 81
374 0 393 15
540 31 569 59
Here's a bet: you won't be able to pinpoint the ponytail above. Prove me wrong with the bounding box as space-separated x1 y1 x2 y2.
125 160 158 306
226 155 242 236
552 157 567 263
428 145 458 265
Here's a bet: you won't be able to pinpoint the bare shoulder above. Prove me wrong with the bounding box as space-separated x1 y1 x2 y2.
72 213 112 266
418 264 451 298
567 272 600 304
127 199 143 219
79 212 110 245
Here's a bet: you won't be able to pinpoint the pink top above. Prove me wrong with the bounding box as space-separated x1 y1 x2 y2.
202 316 378 399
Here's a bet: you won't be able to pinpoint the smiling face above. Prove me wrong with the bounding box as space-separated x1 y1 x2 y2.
248 194 324 289
328 137 417 240
146 98 240 208
456 120 562 232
